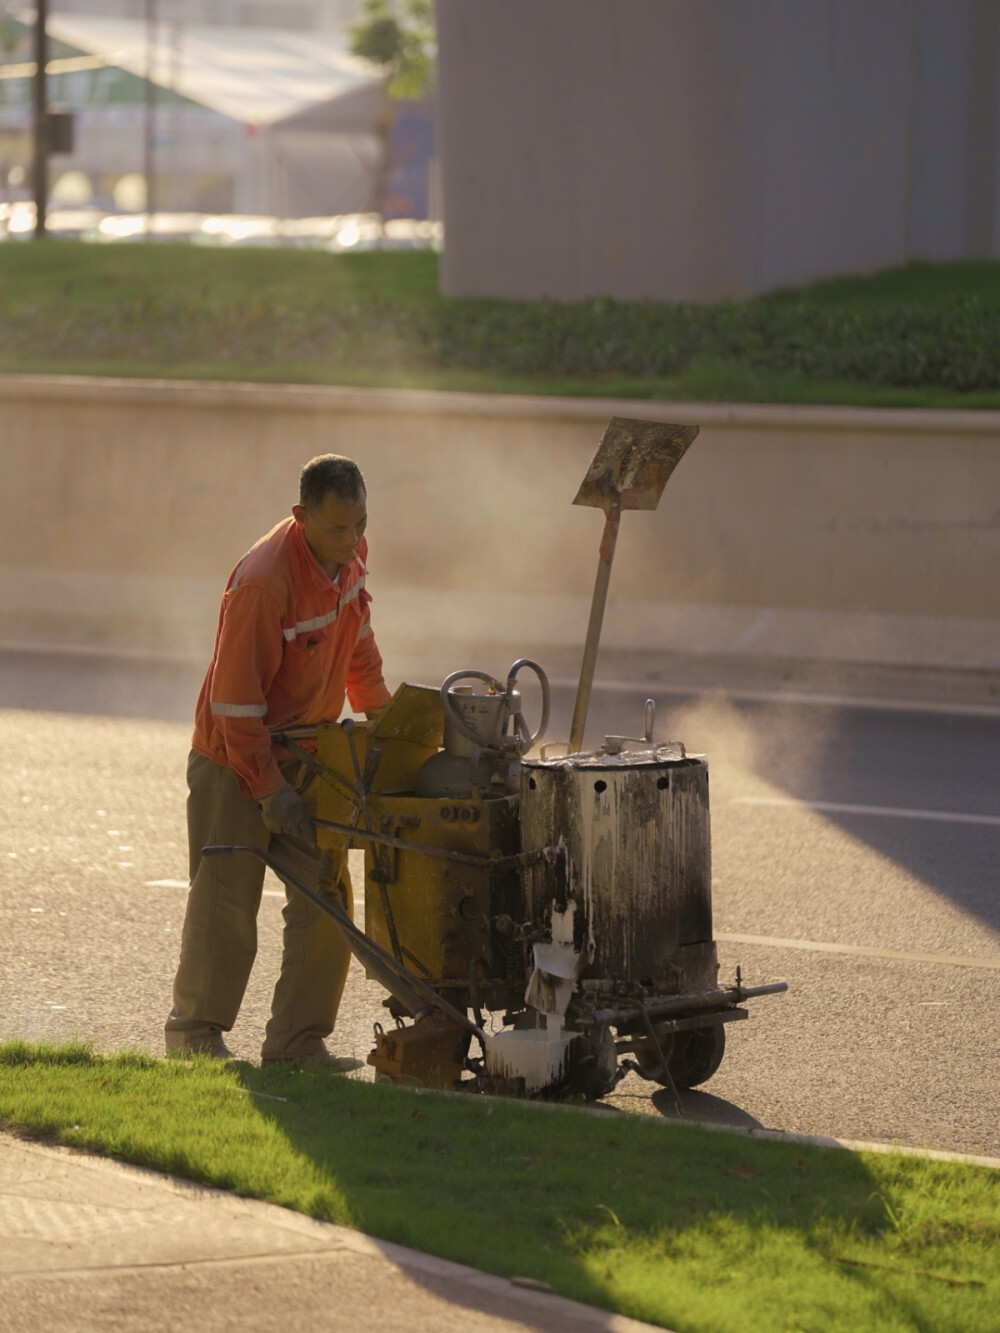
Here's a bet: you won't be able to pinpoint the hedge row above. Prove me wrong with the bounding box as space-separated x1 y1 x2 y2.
3 291 999 390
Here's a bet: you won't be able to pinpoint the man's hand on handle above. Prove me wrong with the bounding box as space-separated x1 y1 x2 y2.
259 783 316 848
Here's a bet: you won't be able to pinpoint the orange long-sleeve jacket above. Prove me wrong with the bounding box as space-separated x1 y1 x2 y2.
192 518 392 799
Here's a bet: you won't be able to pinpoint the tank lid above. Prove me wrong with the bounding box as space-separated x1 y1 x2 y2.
523 743 704 771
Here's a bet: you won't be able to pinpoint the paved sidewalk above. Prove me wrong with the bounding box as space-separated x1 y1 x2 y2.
0 1132 666 1333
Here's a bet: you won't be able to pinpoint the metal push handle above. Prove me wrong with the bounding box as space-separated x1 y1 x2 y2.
201 843 487 1046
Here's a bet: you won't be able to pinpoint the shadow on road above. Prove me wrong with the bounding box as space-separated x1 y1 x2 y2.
649 1086 764 1129
723 699 1000 935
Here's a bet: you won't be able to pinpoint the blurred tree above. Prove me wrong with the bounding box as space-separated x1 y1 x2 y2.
0 16 16 93
350 0 435 232
351 0 434 99
0 21 17 205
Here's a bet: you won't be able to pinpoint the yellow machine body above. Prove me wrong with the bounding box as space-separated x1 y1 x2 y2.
302 676 783 1099
361 791 518 983
314 683 520 993
314 682 443 823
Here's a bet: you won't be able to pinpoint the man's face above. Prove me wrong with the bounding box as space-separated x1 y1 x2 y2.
293 489 368 574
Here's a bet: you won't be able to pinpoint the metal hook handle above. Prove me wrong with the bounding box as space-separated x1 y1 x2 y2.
439 660 550 756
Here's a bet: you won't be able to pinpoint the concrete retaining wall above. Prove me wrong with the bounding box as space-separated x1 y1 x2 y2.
0 374 997 675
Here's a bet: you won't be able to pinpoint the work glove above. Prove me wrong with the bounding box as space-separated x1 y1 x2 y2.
259 783 316 848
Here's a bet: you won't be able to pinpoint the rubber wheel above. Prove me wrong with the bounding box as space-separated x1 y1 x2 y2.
668 1025 726 1089
633 1031 675 1081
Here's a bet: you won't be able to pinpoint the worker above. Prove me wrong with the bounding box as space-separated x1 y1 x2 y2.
164 454 392 1065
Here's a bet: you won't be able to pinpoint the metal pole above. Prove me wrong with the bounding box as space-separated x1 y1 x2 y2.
568 502 620 753
591 980 789 1028
32 0 47 240
144 0 156 236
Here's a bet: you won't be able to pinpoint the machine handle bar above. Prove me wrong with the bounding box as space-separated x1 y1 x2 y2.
201 843 486 1046
312 816 561 873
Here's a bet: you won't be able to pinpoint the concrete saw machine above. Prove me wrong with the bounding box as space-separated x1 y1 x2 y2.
206 417 787 1100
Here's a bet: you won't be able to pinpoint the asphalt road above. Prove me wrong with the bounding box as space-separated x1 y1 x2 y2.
2 649 998 1158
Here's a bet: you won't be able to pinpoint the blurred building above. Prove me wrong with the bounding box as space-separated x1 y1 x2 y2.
33 0 363 35
0 5 437 221
435 0 1000 301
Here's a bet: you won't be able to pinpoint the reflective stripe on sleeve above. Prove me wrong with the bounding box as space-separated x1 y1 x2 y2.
281 574 367 641
339 576 366 608
358 620 373 640
211 701 267 718
282 607 339 641
230 552 252 590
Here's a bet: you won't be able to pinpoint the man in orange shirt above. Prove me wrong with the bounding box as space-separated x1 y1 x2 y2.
164 454 392 1064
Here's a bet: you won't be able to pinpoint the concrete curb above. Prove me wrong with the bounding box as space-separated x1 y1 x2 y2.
3 371 1000 433
665 1117 1000 1172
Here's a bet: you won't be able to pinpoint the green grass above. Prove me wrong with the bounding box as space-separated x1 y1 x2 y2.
2 1041 998 1332
2 241 1000 407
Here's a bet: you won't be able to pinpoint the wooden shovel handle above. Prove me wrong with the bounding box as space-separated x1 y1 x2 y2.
568 505 621 753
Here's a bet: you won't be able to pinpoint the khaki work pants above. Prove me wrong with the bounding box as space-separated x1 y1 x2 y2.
164 751 353 1060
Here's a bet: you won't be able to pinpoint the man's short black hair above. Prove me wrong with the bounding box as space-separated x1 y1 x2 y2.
299 455 366 509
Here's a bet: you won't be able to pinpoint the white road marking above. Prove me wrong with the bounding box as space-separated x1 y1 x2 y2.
731 795 1000 827
717 931 1000 972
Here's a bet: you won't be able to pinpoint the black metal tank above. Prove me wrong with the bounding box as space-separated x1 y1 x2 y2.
519 746 716 994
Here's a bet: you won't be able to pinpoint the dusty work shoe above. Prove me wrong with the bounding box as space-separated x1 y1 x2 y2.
167 1034 235 1062
261 1046 362 1072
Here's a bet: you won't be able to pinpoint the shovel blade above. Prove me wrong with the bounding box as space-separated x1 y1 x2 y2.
573 417 699 512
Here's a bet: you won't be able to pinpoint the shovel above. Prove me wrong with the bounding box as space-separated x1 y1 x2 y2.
568 417 699 753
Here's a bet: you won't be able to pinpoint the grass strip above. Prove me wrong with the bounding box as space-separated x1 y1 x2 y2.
3 243 1000 408
1 1040 998 1332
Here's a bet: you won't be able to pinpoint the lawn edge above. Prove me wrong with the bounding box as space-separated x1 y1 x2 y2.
354 1078 1000 1171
